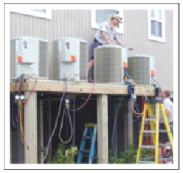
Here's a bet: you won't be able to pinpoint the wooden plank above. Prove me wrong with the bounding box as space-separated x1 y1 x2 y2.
97 95 108 163
24 92 38 163
10 80 155 96
127 99 134 146
39 100 44 163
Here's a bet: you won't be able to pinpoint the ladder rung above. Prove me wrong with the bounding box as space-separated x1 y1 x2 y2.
141 145 155 149
144 118 156 122
83 136 92 139
143 130 167 133
80 149 90 153
159 130 168 133
143 133 152 136
143 130 156 133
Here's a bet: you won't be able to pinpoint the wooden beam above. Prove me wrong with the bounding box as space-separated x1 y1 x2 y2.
39 100 44 163
97 95 108 163
24 92 38 163
127 99 134 146
10 80 155 96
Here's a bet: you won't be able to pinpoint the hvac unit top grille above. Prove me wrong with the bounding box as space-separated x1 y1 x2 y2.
10 40 16 79
94 45 123 84
52 41 59 80
128 56 151 85
80 41 88 81
39 41 48 78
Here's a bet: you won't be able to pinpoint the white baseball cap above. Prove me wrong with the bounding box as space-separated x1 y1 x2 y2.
110 14 123 23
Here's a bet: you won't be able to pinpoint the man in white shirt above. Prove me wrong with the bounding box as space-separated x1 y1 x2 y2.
88 14 124 81
162 90 173 133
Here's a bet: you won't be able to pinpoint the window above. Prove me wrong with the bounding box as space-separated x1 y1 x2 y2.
11 9 52 20
91 9 124 34
148 10 165 42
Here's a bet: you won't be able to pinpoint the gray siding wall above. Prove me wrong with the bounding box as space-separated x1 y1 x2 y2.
10 9 173 90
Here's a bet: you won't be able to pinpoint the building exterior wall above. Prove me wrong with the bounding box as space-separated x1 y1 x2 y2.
10 9 173 90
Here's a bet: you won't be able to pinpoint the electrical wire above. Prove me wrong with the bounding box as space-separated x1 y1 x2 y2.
58 107 73 144
23 74 38 105
70 94 92 112
11 97 18 129
17 100 24 144
70 70 95 112
124 73 151 117
43 80 68 162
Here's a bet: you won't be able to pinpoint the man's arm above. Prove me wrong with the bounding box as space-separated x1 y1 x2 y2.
115 37 125 47
101 31 115 44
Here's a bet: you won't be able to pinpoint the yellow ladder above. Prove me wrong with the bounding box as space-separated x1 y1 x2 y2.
136 100 173 164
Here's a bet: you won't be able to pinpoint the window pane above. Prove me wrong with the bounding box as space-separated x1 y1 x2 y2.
151 20 162 37
157 10 162 20
151 10 155 18
150 9 162 20
96 9 119 24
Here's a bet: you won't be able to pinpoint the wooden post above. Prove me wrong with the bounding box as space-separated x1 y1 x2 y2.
47 97 52 162
127 99 134 146
39 100 44 163
24 92 38 163
97 94 108 163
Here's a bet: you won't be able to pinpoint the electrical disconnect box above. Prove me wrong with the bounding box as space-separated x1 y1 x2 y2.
128 55 155 85
10 37 49 79
52 37 89 81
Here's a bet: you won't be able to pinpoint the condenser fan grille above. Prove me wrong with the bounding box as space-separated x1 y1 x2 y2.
94 46 123 83
128 56 151 85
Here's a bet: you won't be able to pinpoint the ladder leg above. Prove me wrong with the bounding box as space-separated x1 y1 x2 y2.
160 104 173 145
89 127 97 163
136 104 147 163
77 128 88 163
148 104 156 145
155 103 160 163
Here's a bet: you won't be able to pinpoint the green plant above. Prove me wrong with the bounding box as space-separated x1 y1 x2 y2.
109 144 137 163
52 144 78 163
109 145 151 164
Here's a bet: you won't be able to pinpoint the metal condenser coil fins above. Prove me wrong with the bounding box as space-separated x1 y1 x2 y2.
128 55 154 85
94 45 123 84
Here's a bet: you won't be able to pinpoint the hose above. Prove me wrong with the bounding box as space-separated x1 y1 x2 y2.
58 107 73 144
17 100 24 144
43 93 65 161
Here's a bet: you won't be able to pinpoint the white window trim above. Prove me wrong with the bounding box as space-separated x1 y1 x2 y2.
11 9 52 20
91 9 124 34
148 10 165 43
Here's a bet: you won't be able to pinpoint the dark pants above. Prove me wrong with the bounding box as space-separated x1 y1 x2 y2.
88 39 103 81
159 122 173 143
90 39 103 60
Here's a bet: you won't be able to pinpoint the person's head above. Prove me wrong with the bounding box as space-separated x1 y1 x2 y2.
160 90 171 99
109 14 123 29
164 90 171 98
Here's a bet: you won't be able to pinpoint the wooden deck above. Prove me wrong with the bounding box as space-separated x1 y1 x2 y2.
10 79 155 163
10 79 155 96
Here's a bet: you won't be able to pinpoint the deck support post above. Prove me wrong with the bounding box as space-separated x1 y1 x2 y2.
97 94 108 163
24 92 38 163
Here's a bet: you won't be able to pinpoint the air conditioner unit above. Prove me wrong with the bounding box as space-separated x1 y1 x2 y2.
127 55 155 85
10 37 49 79
94 45 123 84
52 37 89 81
